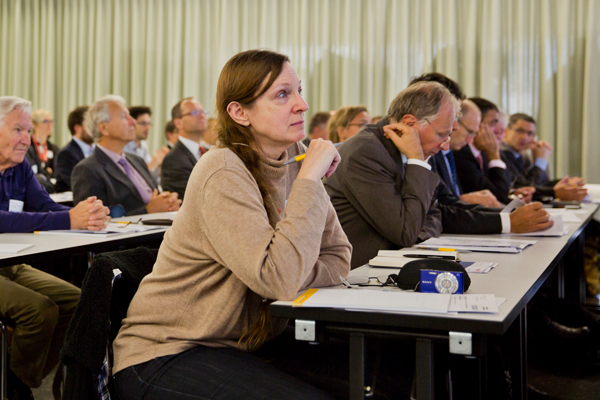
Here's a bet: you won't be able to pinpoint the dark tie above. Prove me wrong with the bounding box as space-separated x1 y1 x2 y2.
445 152 461 196
515 154 524 171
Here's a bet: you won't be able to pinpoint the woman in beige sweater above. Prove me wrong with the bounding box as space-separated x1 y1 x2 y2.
112 50 352 399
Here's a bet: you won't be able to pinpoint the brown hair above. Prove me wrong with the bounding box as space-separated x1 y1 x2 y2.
215 49 290 351
327 105 368 143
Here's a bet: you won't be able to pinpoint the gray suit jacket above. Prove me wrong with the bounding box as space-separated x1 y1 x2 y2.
161 139 198 201
71 147 157 216
323 118 442 269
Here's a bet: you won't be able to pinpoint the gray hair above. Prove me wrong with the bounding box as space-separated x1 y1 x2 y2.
459 99 480 121
0 96 32 129
388 81 461 125
85 95 127 141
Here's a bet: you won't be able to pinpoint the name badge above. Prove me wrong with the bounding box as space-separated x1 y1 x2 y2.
31 164 38 174
47 150 54 159
9 199 24 213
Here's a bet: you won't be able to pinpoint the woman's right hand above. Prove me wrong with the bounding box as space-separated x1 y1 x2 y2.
296 139 341 182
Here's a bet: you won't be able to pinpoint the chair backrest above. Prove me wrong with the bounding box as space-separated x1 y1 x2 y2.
1 319 8 400
61 246 158 400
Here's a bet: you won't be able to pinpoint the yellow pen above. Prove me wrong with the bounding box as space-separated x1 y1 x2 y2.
283 142 343 165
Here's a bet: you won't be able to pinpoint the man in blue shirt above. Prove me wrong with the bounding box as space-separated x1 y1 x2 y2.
0 96 109 398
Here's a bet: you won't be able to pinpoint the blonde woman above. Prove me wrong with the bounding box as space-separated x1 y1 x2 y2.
327 106 371 143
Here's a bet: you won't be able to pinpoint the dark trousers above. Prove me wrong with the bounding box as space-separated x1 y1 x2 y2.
114 327 415 400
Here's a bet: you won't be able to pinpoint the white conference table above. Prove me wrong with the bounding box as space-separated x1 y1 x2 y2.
271 202 599 400
0 212 175 268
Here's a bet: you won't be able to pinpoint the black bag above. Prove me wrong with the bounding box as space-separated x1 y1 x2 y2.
396 259 471 291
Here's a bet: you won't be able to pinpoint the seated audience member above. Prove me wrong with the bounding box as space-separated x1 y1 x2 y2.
164 119 179 150
71 95 181 216
501 113 587 202
409 74 552 236
0 96 109 399
453 97 511 203
324 82 452 268
302 111 330 147
54 105 93 193
327 105 371 143
124 106 169 178
201 117 218 152
113 50 355 399
433 100 502 207
161 97 208 200
26 108 59 193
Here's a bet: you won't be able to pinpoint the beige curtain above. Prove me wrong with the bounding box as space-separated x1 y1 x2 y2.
1 0 599 181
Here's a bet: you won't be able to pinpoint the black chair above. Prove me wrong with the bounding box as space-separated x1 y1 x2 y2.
60 247 157 400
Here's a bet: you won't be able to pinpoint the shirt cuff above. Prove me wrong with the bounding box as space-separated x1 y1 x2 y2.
500 212 511 234
488 159 507 169
407 158 432 170
534 158 548 171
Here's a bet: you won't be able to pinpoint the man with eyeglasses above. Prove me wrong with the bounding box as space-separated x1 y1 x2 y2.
501 113 587 202
72 95 181 216
123 106 169 179
450 97 511 204
161 98 209 200
324 81 454 269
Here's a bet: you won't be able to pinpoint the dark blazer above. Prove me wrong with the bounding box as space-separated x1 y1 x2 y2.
432 151 462 197
161 139 198 201
499 143 554 199
54 139 86 193
71 147 157 216
323 117 442 269
453 145 510 203
429 158 503 234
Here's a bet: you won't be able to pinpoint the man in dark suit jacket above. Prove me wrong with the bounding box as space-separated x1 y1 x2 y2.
54 106 94 193
324 82 457 269
453 98 511 203
161 97 209 200
501 113 587 202
72 95 181 216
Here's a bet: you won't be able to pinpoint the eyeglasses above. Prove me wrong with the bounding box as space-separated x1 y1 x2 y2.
180 109 208 118
340 274 399 288
43 119 54 124
424 118 451 142
136 121 152 127
112 217 142 227
513 128 535 137
458 120 478 137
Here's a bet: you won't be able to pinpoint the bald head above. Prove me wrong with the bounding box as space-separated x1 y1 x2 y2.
449 100 481 151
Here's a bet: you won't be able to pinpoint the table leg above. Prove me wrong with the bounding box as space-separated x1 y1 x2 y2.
416 338 434 400
349 333 365 400
564 229 586 304
506 309 527 400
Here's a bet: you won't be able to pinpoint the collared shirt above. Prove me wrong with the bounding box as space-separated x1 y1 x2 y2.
0 159 70 233
73 136 95 157
97 145 153 204
124 140 152 163
507 146 548 172
468 143 507 169
200 140 212 152
178 136 201 161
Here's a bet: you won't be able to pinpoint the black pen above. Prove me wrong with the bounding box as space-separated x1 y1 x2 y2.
403 254 456 260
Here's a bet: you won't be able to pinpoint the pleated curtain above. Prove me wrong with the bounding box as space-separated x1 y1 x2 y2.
1 0 599 181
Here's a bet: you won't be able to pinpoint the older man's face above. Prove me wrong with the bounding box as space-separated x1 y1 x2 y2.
0 109 32 173
417 100 456 157
102 102 136 143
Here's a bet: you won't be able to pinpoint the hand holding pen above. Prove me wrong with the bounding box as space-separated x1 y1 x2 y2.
294 139 342 182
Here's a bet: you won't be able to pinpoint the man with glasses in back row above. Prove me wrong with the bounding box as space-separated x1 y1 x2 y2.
161 97 209 201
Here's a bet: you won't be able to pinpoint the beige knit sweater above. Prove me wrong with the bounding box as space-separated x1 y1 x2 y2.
113 143 352 374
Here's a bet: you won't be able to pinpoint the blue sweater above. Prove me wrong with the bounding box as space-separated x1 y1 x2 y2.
0 159 71 233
